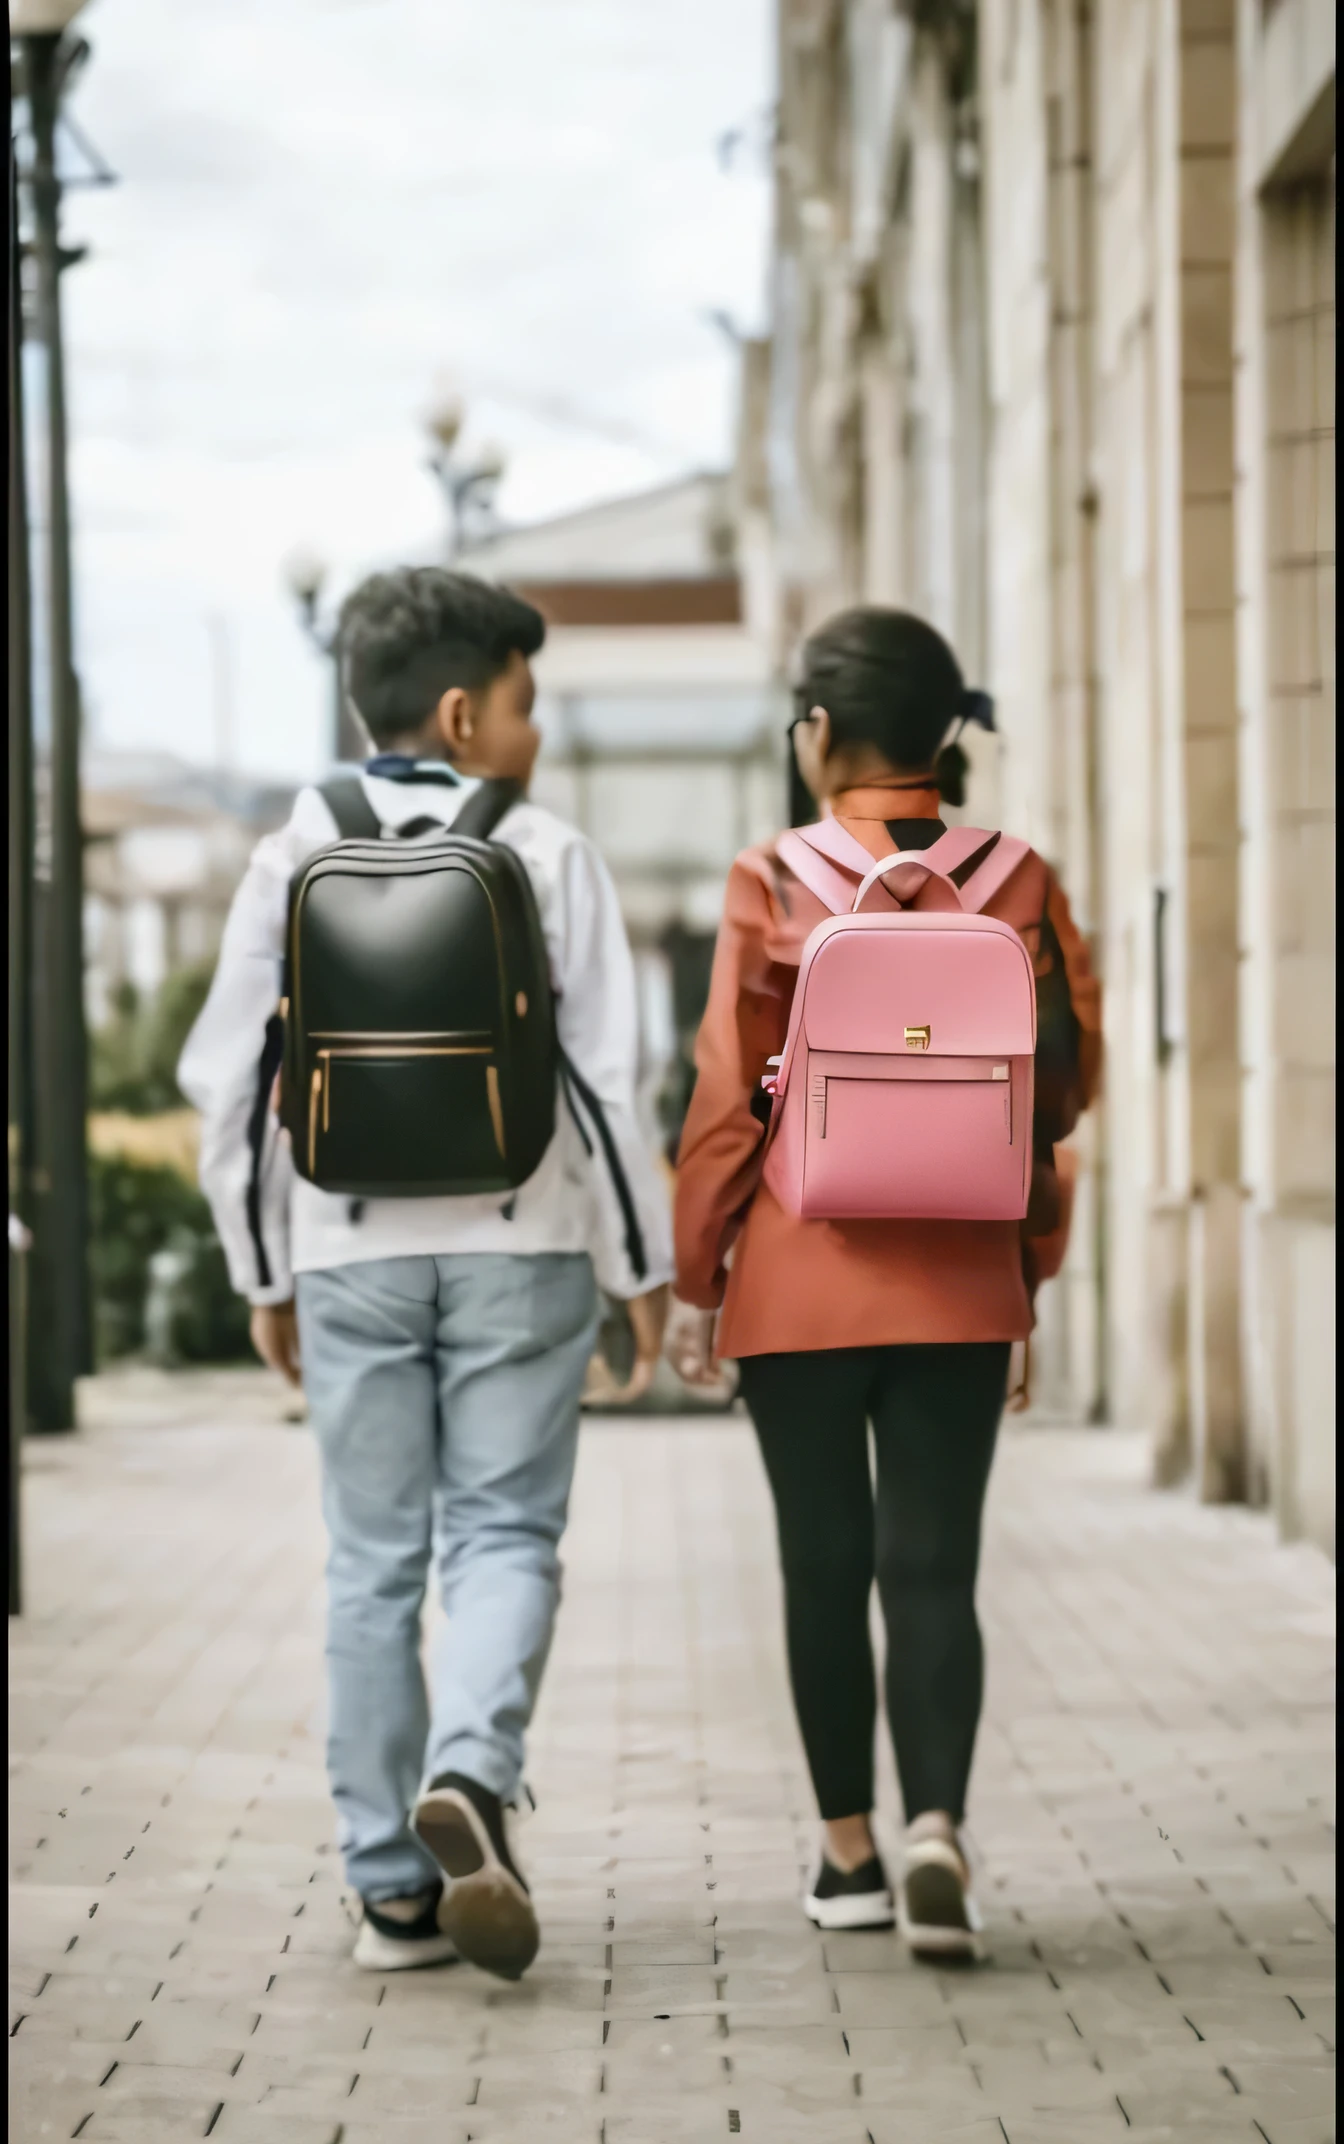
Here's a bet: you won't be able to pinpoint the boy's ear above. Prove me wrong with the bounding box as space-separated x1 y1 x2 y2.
433 686 474 753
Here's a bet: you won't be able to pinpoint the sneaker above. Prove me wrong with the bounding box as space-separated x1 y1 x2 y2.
413 1772 539 1981
803 1853 896 1930
897 1818 984 1962
351 1883 458 1972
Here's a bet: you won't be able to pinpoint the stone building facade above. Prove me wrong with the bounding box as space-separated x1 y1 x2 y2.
739 0 1334 1548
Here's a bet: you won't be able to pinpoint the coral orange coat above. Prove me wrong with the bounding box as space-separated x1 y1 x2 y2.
673 786 1102 1358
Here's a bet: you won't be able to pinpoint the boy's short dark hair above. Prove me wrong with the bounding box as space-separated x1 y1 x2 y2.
338 568 546 748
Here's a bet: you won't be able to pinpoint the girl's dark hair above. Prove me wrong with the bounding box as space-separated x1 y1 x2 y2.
797 606 976 805
338 567 546 747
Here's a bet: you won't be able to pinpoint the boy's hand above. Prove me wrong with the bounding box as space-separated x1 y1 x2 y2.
665 1298 722 1391
608 1283 671 1405
250 1301 302 1386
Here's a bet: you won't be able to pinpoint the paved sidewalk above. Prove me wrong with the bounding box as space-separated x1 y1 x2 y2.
9 1368 1335 2144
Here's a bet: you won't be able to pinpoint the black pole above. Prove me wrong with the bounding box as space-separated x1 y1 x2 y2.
8 130 34 1610
24 32 91 1415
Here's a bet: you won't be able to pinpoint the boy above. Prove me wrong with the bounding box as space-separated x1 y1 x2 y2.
179 568 672 1980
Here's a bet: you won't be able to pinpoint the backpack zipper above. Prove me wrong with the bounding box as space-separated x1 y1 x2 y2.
308 1043 505 1170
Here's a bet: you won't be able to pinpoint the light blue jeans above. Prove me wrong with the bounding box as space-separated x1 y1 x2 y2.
295 1252 599 1901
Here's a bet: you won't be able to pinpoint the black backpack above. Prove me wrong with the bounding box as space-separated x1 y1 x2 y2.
250 773 648 1282
275 775 558 1200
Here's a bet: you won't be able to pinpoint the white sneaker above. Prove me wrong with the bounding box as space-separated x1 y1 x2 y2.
352 1886 459 1972
897 1819 984 1961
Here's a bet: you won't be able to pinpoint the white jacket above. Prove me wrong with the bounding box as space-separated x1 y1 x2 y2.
177 765 675 1305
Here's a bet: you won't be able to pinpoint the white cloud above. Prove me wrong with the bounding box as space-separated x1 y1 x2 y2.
54 0 774 781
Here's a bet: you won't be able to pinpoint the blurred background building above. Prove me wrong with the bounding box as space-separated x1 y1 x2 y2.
738 0 1334 1550
82 750 294 1023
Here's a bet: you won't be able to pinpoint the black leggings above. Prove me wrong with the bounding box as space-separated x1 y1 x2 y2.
739 1343 1009 1825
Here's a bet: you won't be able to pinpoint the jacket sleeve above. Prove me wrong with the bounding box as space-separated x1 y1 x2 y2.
673 859 790 1310
176 815 307 1305
548 833 674 1300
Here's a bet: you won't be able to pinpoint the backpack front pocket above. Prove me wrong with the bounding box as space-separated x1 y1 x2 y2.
802 1060 1029 1220
309 1040 507 1195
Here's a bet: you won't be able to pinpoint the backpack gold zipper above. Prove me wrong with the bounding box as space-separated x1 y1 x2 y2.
308 1045 502 1168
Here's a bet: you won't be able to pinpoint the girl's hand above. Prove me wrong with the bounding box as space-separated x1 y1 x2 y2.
664 1298 723 1390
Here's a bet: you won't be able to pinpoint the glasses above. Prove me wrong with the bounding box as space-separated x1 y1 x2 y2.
787 704 817 749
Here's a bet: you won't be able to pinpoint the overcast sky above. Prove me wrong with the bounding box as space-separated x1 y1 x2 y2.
51 0 774 781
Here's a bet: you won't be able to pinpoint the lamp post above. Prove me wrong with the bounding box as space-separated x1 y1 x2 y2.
12 0 95 1428
282 549 365 765
423 386 505 561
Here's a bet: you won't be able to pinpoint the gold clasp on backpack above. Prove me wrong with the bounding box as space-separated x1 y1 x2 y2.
904 1025 931 1051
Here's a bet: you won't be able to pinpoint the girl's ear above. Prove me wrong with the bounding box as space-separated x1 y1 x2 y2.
809 706 833 758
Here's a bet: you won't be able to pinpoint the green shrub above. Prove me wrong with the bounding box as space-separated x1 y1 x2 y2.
87 1149 250 1365
143 1227 252 1366
91 963 215 1116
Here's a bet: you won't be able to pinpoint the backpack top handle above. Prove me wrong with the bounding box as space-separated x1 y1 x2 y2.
850 853 965 915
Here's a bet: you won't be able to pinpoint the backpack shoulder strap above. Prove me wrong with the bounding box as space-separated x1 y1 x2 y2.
913 825 1034 913
319 776 382 842
451 777 523 842
953 833 1033 914
776 818 889 914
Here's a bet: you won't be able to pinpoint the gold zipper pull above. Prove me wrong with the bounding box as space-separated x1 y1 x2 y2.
308 1067 322 1176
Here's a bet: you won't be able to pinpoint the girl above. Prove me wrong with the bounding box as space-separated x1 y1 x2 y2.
668 606 1100 1960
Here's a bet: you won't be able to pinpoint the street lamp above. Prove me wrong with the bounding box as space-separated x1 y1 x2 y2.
281 549 366 765
12 0 96 1428
423 383 505 560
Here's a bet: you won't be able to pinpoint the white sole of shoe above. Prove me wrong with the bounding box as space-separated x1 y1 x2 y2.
413 1787 539 1982
803 1888 896 1931
898 1841 984 1962
351 1922 459 1973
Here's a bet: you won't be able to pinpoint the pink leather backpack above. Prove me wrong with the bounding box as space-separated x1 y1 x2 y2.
761 820 1037 1222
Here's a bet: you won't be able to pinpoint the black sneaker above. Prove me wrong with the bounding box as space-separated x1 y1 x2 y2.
804 1853 896 1930
412 1772 539 1981
352 1882 458 1972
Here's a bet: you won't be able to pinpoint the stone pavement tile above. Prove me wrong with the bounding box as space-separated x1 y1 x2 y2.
66 2082 239 2133
1251 1947 1335 1986
1233 2060 1337 2112
1121 2132 1268 2144
334 2127 473 2144
204 2115 343 2144
1241 2123 1336 2144
840 2022 971 2068
601 2014 726 2055
979 2121 1130 2144
605 1963 718 2008
601 2108 832 2144
863 2121 1007 2144
829 1970 958 2027
598 2050 730 2098
1105 2074 1244 2127
818 1929 905 1973
336 2066 485 2116
610 1934 716 1967
471 2051 602 2101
